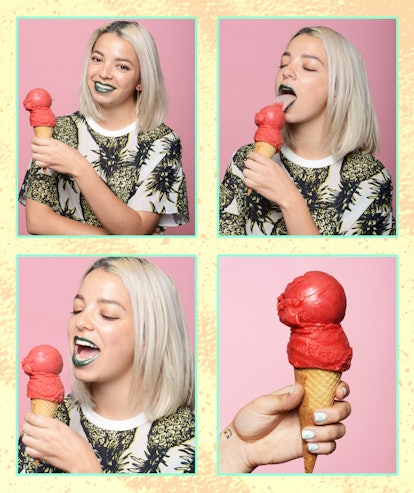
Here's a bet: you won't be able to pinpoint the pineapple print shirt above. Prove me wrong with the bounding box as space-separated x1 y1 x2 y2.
18 396 195 474
220 144 395 236
19 113 189 229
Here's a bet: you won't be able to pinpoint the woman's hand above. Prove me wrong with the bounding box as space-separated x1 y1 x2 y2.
29 137 160 235
243 151 320 235
243 151 300 205
22 413 102 473
220 381 351 473
31 137 87 177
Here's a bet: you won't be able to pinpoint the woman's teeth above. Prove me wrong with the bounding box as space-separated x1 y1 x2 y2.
94 81 115 93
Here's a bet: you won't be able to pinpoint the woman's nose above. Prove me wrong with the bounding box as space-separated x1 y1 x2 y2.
99 63 112 79
76 311 94 331
282 64 295 80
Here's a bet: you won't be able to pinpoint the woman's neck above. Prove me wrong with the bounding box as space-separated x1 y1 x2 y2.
96 104 137 131
289 120 331 160
90 377 144 420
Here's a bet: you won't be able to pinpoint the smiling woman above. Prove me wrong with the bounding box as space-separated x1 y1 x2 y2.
18 257 195 474
19 20 190 235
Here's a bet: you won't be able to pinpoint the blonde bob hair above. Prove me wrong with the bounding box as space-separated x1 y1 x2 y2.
79 21 168 132
71 257 194 421
282 26 379 158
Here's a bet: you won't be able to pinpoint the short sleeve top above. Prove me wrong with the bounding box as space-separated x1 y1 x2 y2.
18 396 195 474
219 144 395 235
19 112 189 229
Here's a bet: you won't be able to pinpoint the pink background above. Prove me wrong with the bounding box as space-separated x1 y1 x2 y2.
219 18 397 214
18 255 196 430
219 255 397 474
17 18 196 236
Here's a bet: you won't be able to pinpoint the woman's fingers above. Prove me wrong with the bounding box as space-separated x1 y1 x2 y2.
335 380 350 400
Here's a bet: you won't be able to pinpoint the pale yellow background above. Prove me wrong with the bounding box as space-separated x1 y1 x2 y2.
1 0 412 492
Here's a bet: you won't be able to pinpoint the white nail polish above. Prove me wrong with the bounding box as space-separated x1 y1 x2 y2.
314 411 327 423
301 429 315 440
289 383 295 395
307 443 319 452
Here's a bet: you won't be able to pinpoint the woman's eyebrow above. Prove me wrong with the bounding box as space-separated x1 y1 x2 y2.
282 51 324 66
301 54 324 66
97 298 127 311
73 294 127 311
91 49 134 65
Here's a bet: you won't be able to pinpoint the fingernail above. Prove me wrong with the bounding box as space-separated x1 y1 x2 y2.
314 411 327 423
301 429 315 440
307 443 319 452
289 383 295 395
341 386 348 397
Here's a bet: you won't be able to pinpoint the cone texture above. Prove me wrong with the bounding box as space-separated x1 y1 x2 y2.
294 368 341 473
34 126 54 138
31 398 59 418
31 399 59 467
254 141 277 158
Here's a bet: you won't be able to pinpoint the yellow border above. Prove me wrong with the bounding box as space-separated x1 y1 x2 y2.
1 1 413 492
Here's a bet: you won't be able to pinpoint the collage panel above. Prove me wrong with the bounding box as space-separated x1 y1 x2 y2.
218 255 397 474
218 18 396 236
17 17 196 236
17 255 197 474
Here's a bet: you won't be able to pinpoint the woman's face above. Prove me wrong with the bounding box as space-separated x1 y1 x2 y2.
68 269 135 386
86 32 141 112
275 34 329 128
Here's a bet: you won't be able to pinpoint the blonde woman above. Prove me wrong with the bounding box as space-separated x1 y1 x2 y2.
19 21 189 235
19 257 195 473
220 26 395 236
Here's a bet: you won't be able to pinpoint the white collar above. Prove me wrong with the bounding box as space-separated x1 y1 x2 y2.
81 404 149 431
281 145 343 169
85 116 137 137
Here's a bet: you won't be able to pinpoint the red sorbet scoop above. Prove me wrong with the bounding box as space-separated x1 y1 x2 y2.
247 93 296 195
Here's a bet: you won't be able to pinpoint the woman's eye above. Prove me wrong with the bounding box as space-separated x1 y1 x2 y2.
101 314 119 321
118 64 130 71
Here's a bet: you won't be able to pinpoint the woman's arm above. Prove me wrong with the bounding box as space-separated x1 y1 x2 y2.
25 199 108 235
72 158 160 235
31 137 160 235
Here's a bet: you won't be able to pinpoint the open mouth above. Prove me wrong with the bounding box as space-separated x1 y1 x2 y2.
277 85 297 111
94 81 115 93
72 336 100 367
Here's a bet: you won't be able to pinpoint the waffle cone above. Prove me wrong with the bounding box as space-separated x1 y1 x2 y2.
31 399 59 467
294 368 342 473
33 126 54 173
31 398 59 418
34 126 54 138
254 141 277 158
